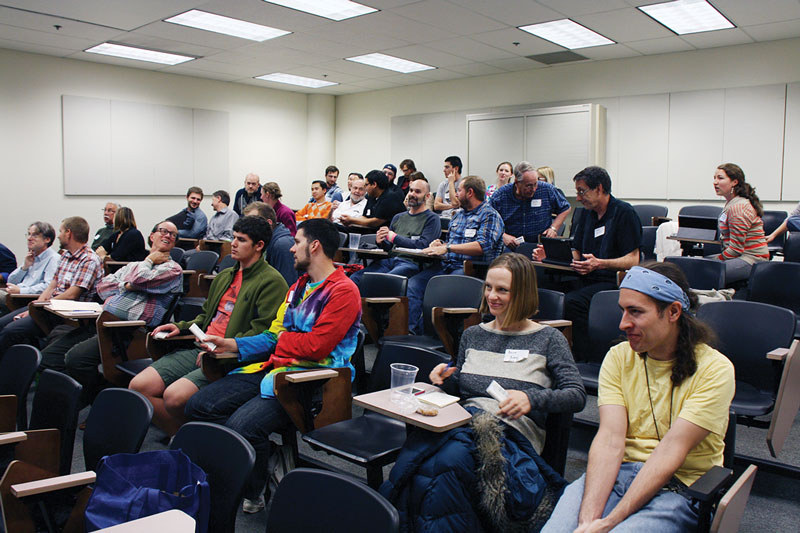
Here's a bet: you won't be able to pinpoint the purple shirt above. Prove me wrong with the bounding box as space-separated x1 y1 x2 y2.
274 200 297 236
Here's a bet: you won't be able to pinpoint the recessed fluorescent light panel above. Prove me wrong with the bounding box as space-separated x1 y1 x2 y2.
262 0 377 21
519 19 615 49
165 10 291 41
85 43 195 65
255 73 338 88
346 53 435 73
638 0 734 35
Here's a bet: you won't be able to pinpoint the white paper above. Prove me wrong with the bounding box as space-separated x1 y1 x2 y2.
417 391 460 408
515 236 525 245
47 300 103 313
189 323 216 351
486 380 509 402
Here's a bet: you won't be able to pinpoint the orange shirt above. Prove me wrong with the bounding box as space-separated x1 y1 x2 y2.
295 200 332 221
205 269 243 337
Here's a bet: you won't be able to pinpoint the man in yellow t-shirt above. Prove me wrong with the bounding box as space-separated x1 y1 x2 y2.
543 264 734 533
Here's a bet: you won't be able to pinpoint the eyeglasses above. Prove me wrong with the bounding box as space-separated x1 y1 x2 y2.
156 228 178 239
575 187 591 197
25 232 41 238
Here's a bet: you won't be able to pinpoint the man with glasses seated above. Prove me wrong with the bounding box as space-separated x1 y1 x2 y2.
92 202 118 250
1 222 58 316
490 161 571 251
533 166 641 357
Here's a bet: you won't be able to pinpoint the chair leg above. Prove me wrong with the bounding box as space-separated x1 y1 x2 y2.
366 465 384 490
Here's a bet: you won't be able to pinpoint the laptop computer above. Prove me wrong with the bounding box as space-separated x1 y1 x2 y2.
541 237 575 267
675 215 719 241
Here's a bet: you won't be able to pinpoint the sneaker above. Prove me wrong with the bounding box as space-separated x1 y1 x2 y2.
242 495 265 514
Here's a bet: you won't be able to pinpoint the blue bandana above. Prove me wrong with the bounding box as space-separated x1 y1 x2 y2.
620 266 691 312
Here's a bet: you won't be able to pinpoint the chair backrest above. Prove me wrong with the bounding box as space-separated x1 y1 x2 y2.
216 254 237 272
698 301 795 396
360 272 408 298
266 468 399 533
632 204 668 226
171 422 256 533
359 234 377 247
541 411 573 476
28 370 82 475
664 256 726 290
0 344 41 431
83 388 153 471
535 288 565 320
679 205 723 218
421 275 483 337
338 232 348 248
585 290 624 364
369 342 450 392
723 410 736 469
568 207 585 238
185 250 219 273
174 297 205 323
761 210 788 239
748 261 800 315
169 247 185 266
641 226 658 262
514 242 537 260
784 232 800 263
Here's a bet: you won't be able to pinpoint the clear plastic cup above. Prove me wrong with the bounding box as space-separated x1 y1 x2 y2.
390 363 419 412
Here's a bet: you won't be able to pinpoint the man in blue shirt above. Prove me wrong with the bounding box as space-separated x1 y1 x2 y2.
407 176 504 334
490 161 571 250
1 222 59 316
167 186 208 239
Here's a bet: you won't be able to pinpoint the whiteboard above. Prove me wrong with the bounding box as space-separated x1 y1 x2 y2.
63 95 228 196
784 83 800 201
467 116 524 184
616 94 669 199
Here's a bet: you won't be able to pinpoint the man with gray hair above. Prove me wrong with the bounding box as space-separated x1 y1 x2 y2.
92 202 118 250
489 161 570 250
234 173 262 216
1 221 59 316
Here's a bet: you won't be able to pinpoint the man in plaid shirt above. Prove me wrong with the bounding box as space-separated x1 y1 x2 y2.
0 216 103 360
39 221 184 404
406 176 504 334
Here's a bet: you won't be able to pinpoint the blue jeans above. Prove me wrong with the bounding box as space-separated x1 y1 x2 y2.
786 215 800 232
349 257 421 288
542 462 698 533
0 310 43 361
185 371 291 499
407 263 464 335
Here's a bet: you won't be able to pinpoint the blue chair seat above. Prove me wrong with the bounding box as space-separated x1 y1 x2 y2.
576 362 600 395
730 382 774 418
377 335 444 352
303 412 407 464
115 358 153 378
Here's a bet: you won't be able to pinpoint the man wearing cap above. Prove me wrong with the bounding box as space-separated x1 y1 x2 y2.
543 263 734 533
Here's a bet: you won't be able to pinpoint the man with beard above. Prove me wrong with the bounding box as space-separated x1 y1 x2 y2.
129 216 287 436
167 186 208 239
331 177 368 224
186 218 361 513
349 176 440 287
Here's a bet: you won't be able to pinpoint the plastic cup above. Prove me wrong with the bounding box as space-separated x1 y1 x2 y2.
390 363 418 406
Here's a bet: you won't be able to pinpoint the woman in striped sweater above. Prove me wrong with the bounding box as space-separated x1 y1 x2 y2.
712 163 769 283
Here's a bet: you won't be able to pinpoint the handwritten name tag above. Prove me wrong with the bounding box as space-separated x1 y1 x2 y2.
594 226 606 238
530 199 542 208
465 228 477 238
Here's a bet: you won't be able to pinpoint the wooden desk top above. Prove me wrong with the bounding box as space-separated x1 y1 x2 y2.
353 382 472 432
96 510 195 532
531 260 576 272
44 304 101 320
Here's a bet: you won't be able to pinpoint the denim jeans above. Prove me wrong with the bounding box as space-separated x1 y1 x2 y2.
349 257 421 288
542 462 699 533
185 371 290 500
406 263 464 335
786 215 800 232
0 310 43 361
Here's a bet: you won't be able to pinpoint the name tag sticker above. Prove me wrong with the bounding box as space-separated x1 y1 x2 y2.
411 235 420 240
465 228 477 238
719 212 727 224
594 226 606 238
530 199 542 208
504 349 529 362
515 236 525 245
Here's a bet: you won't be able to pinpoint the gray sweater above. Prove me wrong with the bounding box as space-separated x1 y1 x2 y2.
442 322 586 451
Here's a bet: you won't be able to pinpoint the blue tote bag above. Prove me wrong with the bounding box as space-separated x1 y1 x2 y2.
84 449 210 532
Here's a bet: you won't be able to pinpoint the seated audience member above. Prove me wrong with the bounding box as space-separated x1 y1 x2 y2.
331 177 368 224
382 254 585 531
339 170 405 228
383 163 397 185
204 189 239 241
407 176 504 334
91 202 118 250
261 181 297 236
323 165 344 203
543 263 734 533
41 222 183 405
349 177 440 286
486 160 513 198
396 159 416 194
186 218 361 513
167 187 208 239
129 216 287 436
533 166 640 357
1 222 58 316
0 243 15 283
766 199 800 243
343 172 363 200
434 155 463 217
711 163 769 283
233 173 262 216
295 180 333 222
410 171 436 211
490 161 571 250
243 202 298 286
538 165 555 184
0 217 103 360
96 206 147 262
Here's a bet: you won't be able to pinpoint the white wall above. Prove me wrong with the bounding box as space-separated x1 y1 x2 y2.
335 37 800 216
0 48 320 259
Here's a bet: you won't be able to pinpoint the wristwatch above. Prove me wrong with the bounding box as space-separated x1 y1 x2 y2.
446 243 451 254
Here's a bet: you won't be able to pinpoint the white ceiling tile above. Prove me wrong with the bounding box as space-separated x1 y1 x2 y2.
576 43 642 61
159 64 242 81
280 65 362 84
0 6 124 42
625 36 695 55
381 44 470 67
679 28 755 49
329 11 453 45
0 0 203 31
537 0 631 17
67 49 172 70
446 0 562 26
484 56 547 72
574 8 673 43
0 36 75 57
116 31 226 57
712 0 800 27
306 22 412 50
379 73 432 85
410 67 468 81
741 19 800 42
426 36 516 62
132 20 269 51
314 58 398 78
391 0 507 35
446 62 506 76
226 44 335 66
268 33 372 58
177 57 266 76
351 78 403 90
471 28 564 56
194 0 332 32
0 24 98 51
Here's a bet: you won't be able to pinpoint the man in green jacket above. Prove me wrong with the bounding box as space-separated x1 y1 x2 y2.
130 216 288 436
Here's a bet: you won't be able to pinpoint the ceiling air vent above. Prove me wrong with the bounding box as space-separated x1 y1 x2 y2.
526 51 588 65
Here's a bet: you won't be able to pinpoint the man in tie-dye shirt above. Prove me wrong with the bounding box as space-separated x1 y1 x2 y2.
187 218 362 513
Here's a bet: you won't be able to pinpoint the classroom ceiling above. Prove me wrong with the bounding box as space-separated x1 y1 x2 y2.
2 0 800 95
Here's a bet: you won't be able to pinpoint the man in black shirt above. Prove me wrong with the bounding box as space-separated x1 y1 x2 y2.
339 170 405 229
